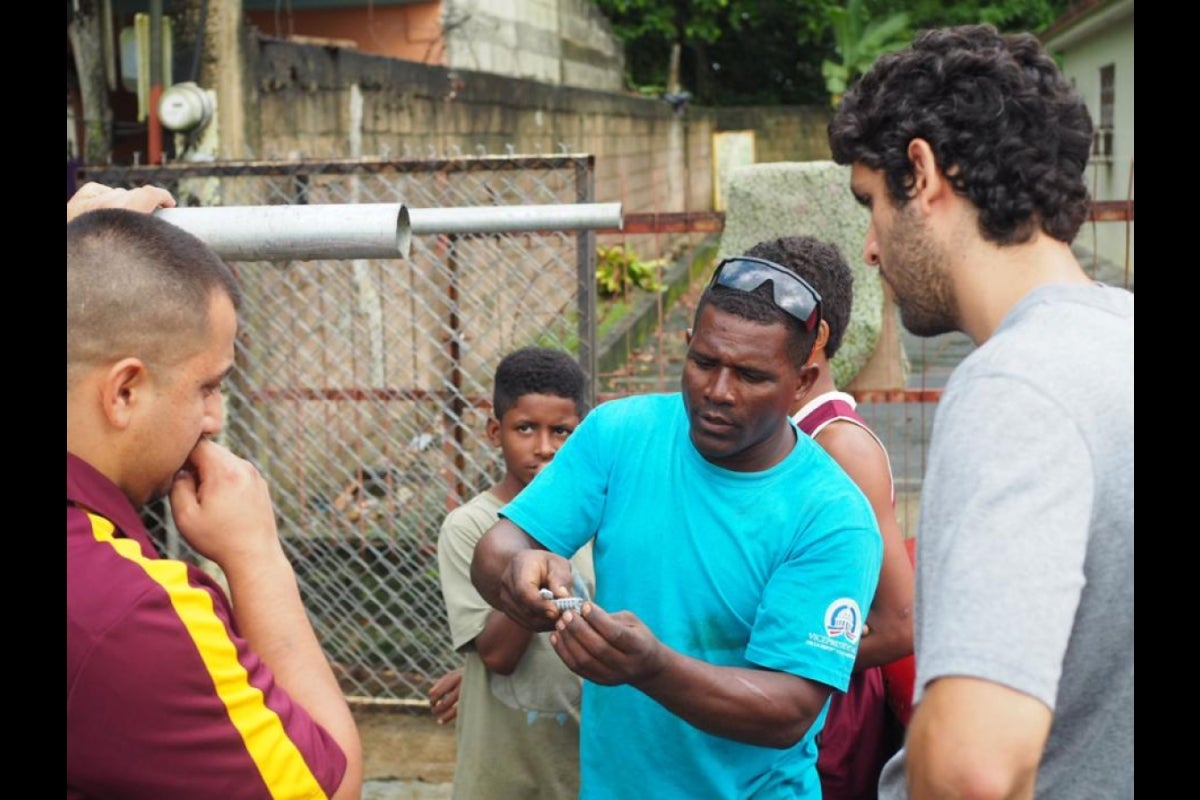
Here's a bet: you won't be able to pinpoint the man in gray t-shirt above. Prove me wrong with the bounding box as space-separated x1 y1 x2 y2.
828 24 1134 798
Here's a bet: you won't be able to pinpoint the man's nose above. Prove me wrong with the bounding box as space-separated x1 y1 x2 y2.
863 227 881 267
204 395 225 436
707 368 736 404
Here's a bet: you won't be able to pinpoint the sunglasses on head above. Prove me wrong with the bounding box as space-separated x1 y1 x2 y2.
707 256 823 332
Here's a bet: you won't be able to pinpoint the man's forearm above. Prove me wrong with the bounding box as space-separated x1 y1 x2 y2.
470 518 538 606
854 614 912 670
222 547 364 799
635 651 830 749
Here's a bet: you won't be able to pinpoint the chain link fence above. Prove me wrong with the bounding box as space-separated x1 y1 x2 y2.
79 155 605 705
75 153 1135 709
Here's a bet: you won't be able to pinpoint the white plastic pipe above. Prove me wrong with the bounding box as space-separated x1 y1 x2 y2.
154 202 623 262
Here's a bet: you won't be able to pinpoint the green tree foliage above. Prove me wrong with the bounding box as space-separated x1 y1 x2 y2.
594 0 1072 106
822 0 910 107
597 0 839 105
894 0 1070 32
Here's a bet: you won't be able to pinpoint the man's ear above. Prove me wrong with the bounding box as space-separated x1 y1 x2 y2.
685 327 693 345
793 363 820 410
907 137 951 213
100 358 148 430
813 320 830 357
485 416 502 447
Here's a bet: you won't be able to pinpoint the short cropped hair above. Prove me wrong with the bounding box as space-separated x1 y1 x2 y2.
744 237 853 360
828 24 1093 245
492 347 588 420
67 209 242 382
695 262 821 370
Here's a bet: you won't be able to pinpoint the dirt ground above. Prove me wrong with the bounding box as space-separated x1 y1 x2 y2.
355 703 456 786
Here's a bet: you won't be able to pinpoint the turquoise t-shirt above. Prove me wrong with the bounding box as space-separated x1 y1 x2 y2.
501 392 882 799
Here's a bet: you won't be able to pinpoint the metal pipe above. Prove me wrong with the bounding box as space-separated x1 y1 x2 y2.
154 202 623 262
156 204 413 261
407 202 622 236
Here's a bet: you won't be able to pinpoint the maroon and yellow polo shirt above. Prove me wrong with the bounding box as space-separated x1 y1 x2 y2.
67 452 347 799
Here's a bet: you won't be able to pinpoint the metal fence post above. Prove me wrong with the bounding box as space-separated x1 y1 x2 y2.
575 155 598 410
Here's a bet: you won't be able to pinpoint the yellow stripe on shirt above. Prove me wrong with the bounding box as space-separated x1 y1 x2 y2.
86 512 330 800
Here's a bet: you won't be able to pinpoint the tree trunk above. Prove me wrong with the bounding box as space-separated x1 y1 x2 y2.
68 2 113 165
692 40 711 104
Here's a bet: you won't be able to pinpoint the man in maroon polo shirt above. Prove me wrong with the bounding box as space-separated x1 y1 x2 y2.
67 186 363 800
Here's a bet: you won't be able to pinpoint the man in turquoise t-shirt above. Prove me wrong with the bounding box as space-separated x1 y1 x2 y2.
471 255 883 799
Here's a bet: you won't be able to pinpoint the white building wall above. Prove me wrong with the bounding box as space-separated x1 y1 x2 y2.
1046 2 1135 277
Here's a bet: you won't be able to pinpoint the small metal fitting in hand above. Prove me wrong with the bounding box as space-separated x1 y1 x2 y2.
539 588 584 612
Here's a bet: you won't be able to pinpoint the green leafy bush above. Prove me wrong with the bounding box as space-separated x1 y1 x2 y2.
596 245 666 298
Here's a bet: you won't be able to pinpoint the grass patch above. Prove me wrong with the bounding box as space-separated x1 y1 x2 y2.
597 297 634 341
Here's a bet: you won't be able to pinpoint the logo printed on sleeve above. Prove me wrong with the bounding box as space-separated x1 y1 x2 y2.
824 598 862 643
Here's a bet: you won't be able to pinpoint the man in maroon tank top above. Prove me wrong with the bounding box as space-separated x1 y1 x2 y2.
745 236 915 800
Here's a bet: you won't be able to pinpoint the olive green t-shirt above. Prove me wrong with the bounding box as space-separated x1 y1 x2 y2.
437 489 595 800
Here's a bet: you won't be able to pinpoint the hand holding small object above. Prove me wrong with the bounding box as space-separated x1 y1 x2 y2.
540 588 585 612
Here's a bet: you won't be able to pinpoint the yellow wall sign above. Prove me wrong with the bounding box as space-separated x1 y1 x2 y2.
712 131 756 211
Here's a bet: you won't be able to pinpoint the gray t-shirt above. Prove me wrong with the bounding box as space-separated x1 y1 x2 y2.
879 283 1133 798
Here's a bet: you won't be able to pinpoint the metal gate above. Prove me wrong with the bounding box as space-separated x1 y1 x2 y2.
79 155 601 704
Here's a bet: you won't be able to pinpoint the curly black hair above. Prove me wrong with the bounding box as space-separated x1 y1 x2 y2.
695 261 821 370
744 237 853 360
828 24 1093 245
492 346 587 420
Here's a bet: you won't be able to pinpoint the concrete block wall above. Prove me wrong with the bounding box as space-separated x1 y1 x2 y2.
247 36 843 278
250 34 834 205
252 39 710 228
443 0 625 92
558 0 627 91
714 106 834 164
445 0 559 85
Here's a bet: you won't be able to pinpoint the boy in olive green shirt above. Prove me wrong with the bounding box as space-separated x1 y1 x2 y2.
436 347 594 800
